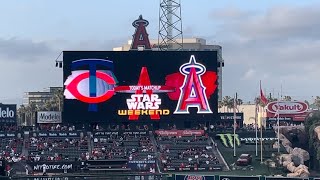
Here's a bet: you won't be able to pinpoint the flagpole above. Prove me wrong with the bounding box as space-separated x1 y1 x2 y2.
233 93 237 157
277 93 280 153
259 80 263 163
260 106 263 163
255 101 258 157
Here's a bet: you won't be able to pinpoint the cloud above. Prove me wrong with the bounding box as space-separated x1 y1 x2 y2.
213 5 320 42
208 4 320 101
0 38 125 105
0 38 55 62
238 5 320 41
241 68 256 80
210 6 253 21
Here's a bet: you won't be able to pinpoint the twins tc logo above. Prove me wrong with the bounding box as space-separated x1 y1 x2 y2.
64 59 117 111
174 55 212 114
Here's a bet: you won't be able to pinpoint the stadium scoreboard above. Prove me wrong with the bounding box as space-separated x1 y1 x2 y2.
63 51 218 123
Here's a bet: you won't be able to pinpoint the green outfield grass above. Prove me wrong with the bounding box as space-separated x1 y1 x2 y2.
217 140 286 176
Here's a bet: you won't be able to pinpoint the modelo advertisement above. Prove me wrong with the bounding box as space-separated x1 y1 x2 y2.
266 101 309 122
37 111 62 123
0 104 16 123
63 51 218 123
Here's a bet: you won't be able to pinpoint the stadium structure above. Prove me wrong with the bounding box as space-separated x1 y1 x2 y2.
0 2 319 180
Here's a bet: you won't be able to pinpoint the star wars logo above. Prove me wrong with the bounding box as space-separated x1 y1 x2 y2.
118 94 169 117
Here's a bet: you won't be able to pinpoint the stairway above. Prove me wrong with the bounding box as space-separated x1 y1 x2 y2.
148 131 162 173
209 137 230 171
22 131 29 157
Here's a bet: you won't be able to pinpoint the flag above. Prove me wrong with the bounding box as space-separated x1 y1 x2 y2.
260 81 268 105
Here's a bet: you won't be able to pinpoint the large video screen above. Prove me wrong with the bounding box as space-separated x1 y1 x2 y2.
63 51 218 124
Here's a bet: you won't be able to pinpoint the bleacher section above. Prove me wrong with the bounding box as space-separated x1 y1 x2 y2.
89 131 156 172
26 132 89 162
0 127 282 176
0 133 23 162
155 130 223 172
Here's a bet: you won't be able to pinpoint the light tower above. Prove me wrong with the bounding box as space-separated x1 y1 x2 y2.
158 0 183 51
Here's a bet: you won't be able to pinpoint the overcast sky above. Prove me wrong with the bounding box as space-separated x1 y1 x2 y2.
0 0 319 105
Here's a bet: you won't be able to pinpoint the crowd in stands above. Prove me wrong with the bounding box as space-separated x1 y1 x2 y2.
27 135 89 162
0 122 288 174
38 124 76 131
157 135 221 171
91 132 155 162
0 125 24 132
0 137 24 163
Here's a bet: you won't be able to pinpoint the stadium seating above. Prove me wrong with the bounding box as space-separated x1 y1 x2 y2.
91 131 155 162
27 134 89 162
156 135 222 171
0 136 23 162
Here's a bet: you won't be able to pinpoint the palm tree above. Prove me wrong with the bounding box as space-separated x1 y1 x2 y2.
50 89 63 111
222 96 232 112
254 96 277 107
218 101 223 110
313 96 320 109
267 96 278 103
236 98 243 112
227 98 234 112
26 102 40 126
284 96 292 101
43 99 53 111
17 105 27 126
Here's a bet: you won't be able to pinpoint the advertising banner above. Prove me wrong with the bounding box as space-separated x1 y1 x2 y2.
265 177 308 180
176 175 215 180
155 130 204 136
218 113 244 121
219 176 260 180
127 160 155 171
63 51 218 123
0 132 17 138
0 104 16 123
28 161 80 173
93 131 147 136
266 101 309 121
164 165 222 172
37 111 62 123
33 131 79 137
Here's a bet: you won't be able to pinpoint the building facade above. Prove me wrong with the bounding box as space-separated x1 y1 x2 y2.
113 38 224 101
23 87 63 107
219 103 267 127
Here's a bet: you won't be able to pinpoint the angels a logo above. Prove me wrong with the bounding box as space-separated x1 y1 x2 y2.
174 55 213 114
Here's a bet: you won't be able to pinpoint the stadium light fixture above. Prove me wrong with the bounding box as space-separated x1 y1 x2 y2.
54 51 63 68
